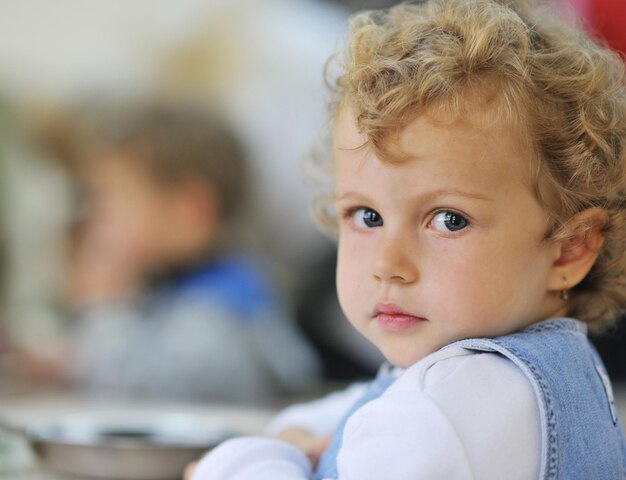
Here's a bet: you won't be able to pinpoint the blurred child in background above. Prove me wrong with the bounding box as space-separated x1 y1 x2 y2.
63 105 319 401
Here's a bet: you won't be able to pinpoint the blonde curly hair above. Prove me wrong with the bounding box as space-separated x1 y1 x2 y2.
311 0 626 329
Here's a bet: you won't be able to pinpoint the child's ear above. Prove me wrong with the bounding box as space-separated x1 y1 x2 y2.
547 208 607 293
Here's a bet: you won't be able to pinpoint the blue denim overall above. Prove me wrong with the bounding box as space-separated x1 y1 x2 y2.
315 318 626 479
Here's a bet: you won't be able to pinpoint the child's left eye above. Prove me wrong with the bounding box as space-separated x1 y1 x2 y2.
431 210 469 233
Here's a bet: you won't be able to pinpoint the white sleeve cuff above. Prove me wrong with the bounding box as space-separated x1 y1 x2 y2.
191 437 312 480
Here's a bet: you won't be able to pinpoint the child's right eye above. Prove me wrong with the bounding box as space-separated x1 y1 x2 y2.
352 207 383 228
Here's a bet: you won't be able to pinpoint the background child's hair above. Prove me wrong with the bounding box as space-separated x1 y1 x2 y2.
312 0 626 329
96 105 249 222
33 102 249 223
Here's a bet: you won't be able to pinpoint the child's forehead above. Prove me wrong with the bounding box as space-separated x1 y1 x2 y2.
332 100 540 202
334 97 532 163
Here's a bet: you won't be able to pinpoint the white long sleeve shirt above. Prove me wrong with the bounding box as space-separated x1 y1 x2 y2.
191 346 541 480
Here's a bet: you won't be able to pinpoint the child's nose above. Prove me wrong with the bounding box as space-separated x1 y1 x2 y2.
372 232 418 284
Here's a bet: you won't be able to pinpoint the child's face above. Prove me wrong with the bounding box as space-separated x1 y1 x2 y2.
82 151 212 272
334 107 565 368
82 152 175 270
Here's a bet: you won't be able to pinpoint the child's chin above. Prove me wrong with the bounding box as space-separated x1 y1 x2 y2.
383 349 431 369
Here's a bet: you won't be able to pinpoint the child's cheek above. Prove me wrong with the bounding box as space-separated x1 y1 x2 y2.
336 239 370 316
421 248 500 323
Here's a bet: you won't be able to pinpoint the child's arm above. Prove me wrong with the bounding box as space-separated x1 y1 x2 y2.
184 381 371 479
273 428 330 470
190 437 312 480
188 348 540 479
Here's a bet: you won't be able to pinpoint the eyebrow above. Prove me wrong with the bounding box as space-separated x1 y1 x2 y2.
334 188 494 203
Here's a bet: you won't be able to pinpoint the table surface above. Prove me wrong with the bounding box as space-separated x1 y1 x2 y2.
0 389 277 480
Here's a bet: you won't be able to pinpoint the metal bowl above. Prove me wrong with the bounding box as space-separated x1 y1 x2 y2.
23 410 238 479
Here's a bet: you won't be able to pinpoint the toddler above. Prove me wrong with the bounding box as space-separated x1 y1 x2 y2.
189 0 626 477
65 105 320 401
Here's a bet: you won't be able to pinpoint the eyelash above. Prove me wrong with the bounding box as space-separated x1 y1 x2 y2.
340 206 366 221
339 206 370 228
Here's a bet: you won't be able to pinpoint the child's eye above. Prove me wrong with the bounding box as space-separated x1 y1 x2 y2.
431 210 469 233
353 208 383 228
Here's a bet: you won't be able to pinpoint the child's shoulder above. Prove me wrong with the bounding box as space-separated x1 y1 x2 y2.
389 346 533 403
377 346 540 448
343 347 541 478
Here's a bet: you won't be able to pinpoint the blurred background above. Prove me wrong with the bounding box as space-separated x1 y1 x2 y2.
0 0 622 419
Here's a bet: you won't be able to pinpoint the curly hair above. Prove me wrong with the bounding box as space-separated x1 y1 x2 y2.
311 0 626 329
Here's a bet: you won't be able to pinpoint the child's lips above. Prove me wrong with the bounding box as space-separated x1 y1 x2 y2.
373 302 427 331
